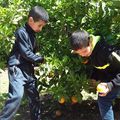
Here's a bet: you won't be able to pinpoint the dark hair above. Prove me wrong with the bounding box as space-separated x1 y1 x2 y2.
70 30 90 50
28 6 49 22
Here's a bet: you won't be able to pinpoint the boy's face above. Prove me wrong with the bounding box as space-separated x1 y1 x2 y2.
73 44 92 57
28 17 46 32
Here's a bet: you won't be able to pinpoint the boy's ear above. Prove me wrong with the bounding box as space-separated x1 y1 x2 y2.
28 17 34 23
89 38 92 46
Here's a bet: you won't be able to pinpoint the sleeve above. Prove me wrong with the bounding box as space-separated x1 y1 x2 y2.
107 49 120 91
16 29 44 63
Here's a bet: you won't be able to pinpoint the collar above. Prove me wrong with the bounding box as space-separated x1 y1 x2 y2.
90 35 100 51
25 23 36 35
89 35 102 59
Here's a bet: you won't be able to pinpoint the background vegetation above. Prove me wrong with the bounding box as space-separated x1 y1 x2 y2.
0 0 120 103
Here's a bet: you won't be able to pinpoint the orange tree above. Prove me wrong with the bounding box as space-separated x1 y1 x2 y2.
0 0 27 68
0 0 120 103
34 0 120 103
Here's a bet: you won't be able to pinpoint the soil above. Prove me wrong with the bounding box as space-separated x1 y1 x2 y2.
14 94 101 120
40 94 101 120
40 94 120 120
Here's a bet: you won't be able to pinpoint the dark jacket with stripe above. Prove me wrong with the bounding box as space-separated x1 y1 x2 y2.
87 39 120 91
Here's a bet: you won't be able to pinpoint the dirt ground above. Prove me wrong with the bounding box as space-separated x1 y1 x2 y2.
40 94 101 120
0 69 9 94
40 94 120 120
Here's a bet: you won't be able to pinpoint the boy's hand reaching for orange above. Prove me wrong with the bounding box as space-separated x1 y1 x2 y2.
97 83 110 96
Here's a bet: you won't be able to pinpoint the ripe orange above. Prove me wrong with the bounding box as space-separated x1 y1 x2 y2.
55 110 62 117
81 59 88 64
71 96 78 104
59 97 65 104
97 84 106 93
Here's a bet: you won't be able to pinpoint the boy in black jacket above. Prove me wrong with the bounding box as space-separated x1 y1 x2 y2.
70 30 120 120
0 6 49 120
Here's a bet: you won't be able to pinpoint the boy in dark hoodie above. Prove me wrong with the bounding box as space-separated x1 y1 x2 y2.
70 30 120 120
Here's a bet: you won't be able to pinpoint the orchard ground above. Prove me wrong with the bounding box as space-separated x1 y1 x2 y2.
0 69 120 120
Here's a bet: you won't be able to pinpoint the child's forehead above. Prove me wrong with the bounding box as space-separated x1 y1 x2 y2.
35 20 46 25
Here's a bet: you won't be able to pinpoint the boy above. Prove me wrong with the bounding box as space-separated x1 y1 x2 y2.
70 30 120 120
0 6 49 120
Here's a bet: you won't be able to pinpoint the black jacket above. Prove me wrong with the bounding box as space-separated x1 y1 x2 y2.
8 23 44 67
87 39 120 91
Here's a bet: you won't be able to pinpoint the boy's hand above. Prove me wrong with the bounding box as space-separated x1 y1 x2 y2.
39 57 45 63
36 52 45 63
97 83 110 97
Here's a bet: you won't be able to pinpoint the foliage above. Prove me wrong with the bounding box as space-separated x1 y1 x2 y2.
0 0 120 102
35 55 89 102
0 0 28 68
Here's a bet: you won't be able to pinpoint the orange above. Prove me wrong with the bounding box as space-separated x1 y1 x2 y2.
59 97 65 104
71 96 78 104
81 59 88 64
55 110 62 117
97 84 106 93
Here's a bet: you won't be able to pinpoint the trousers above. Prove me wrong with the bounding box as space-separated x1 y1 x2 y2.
98 86 120 120
0 65 41 120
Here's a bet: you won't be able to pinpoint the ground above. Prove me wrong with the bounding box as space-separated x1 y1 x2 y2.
0 69 120 120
